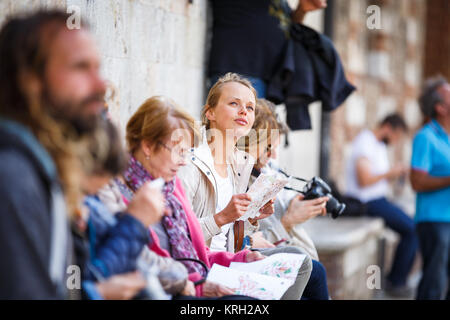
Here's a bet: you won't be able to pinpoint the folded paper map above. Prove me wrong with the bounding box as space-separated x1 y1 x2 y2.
206 253 306 300
237 173 290 221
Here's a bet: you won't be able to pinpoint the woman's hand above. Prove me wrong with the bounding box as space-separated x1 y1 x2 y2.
127 181 165 227
250 232 275 249
214 193 252 227
181 280 196 296
95 271 147 300
202 281 235 297
245 250 266 262
248 198 275 225
281 194 328 232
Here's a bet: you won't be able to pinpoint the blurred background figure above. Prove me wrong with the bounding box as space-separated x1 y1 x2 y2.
75 119 170 300
345 114 418 297
0 10 106 299
411 76 450 300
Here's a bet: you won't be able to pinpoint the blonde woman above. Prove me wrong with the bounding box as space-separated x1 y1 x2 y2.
178 73 313 300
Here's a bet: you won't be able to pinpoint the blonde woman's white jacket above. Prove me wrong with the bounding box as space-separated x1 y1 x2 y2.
177 127 259 252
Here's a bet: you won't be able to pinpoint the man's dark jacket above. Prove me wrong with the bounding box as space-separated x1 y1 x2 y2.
267 23 356 130
0 118 70 299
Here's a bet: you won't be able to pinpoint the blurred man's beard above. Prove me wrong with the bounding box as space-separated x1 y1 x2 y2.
42 89 104 135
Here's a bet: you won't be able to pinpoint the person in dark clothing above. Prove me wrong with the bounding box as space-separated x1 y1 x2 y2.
0 119 69 299
208 0 354 131
267 23 356 130
208 0 327 98
0 10 107 299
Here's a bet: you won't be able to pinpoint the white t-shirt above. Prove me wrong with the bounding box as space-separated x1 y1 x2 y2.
210 166 235 251
345 129 390 203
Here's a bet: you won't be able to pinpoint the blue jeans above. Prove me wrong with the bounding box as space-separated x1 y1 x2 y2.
301 260 330 300
367 197 418 286
416 222 450 300
209 74 267 98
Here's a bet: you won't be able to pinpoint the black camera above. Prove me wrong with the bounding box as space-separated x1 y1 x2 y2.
269 164 346 219
302 177 346 219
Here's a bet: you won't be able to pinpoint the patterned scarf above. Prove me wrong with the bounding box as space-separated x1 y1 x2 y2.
120 156 205 277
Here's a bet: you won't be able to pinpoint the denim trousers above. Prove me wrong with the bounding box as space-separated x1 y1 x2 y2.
367 197 418 286
301 259 330 300
416 222 450 300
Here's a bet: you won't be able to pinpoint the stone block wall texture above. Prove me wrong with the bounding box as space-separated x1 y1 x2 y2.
0 0 208 132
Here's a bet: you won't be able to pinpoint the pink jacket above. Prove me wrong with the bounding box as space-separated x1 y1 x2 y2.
148 177 249 297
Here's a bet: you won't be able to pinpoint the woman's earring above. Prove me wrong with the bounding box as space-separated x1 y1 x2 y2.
145 154 150 160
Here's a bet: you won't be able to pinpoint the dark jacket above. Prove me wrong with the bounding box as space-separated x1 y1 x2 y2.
208 0 291 81
0 118 70 299
267 23 356 130
83 195 150 281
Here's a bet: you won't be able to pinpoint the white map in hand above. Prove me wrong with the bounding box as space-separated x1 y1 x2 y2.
238 173 289 221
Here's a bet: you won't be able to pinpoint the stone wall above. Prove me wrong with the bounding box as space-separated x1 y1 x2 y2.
423 0 450 80
0 0 208 131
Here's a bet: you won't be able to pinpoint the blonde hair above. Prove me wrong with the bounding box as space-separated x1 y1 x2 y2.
238 99 288 167
202 72 258 130
126 96 200 154
254 98 289 136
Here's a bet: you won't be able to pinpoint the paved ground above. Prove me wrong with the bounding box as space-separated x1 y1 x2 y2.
372 272 421 300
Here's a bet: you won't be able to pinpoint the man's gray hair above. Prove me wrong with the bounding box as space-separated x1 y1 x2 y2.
419 75 448 118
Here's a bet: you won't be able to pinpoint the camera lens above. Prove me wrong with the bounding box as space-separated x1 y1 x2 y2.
326 195 346 219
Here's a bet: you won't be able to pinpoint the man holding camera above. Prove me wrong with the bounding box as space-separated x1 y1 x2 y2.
411 76 450 300
345 113 418 297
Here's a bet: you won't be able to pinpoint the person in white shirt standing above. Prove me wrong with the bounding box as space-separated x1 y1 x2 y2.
345 113 418 297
